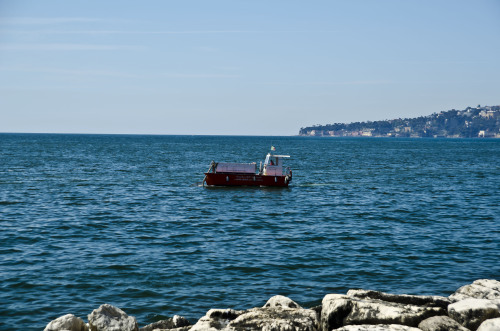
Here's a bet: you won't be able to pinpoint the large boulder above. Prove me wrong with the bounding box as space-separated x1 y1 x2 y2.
450 280 500 302
448 298 500 330
44 314 88 331
321 294 353 330
477 317 500 331
190 295 318 331
347 289 450 309
227 307 318 330
418 315 469 331
321 294 445 331
140 315 190 331
88 304 139 331
263 295 302 309
190 309 245 331
333 325 421 331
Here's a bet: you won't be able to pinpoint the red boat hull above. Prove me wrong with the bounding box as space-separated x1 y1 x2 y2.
204 173 290 187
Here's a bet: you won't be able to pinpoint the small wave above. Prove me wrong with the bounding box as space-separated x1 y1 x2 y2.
298 183 337 187
0 248 23 254
101 252 135 258
223 265 267 273
105 264 137 271
0 201 22 205
8 281 38 290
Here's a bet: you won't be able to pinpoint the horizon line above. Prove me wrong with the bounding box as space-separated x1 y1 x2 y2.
0 131 299 137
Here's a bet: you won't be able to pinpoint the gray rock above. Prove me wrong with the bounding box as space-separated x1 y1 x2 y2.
450 280 500 302
172 316 190 327
190 305 318 331
140 315 190 331
146 327 191 331
190 309 245 331
227 306 318 331
418 315 470 331
44 314 88 331
477 317 500 331
448 298 500 331
347 289 450 309
88 304 139 331
321 294 353 330
263 295 302 309
310 305 323 326
333 325 421 331
321 294 445 331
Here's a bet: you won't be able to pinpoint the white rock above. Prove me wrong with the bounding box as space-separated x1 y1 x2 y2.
88 304 138 331
44 314 88 331
263 295 302 309
448 298 500 330
149 327 190 331
347 289 450 309
418 315 469 331
228 306 318 331
139 315 190 331
190 309 244 331
333 325 421 331
321 294 353 330
172 315 190 327
477 317 500 331
450 279 500 302
190 305 318 331
321 294 445 330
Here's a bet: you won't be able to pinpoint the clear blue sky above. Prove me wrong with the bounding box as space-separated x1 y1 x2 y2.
1 0 499 135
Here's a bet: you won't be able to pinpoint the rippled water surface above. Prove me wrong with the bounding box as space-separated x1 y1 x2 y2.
1 134 499 330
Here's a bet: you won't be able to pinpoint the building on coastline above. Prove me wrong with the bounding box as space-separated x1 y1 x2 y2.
299 104 500 138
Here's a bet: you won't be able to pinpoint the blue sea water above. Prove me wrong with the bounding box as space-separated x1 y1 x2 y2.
0 134 499 330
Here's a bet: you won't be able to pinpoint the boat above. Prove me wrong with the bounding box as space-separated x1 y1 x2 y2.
203 148 292 187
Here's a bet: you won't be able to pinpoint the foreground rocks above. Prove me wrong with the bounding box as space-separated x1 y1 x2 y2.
189 296 318 331
477 317 500 331
417 316 469 331
45 279 500 331
87 304 139 331
449 280 500 302
448 299 500 330
321 294 445 330
139 315 190 331
44 314 88 331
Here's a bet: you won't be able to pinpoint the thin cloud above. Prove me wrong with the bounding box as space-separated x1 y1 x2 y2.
261 80 392 86
0 66 236 79
0 43 141 51
0 17 103 25
0 66 139 78
164 73 240 78
4 29 338 36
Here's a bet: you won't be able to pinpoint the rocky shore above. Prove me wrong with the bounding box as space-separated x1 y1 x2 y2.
45 279 500 331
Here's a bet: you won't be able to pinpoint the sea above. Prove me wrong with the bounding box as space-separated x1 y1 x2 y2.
1 134 499 330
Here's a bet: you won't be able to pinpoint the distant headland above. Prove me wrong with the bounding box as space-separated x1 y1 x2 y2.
299 105 500 138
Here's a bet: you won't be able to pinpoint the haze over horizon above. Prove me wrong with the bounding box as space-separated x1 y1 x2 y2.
1 1 499 136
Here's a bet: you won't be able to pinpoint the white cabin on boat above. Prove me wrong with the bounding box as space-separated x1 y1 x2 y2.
263 153 290 176
215 162 256 174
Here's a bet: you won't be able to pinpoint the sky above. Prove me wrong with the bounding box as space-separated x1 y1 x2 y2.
0 0 499 135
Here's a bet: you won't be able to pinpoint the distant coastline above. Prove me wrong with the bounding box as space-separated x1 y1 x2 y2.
299 104 500 138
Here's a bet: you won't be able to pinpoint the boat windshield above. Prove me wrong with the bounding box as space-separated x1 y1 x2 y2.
264 153 290 166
